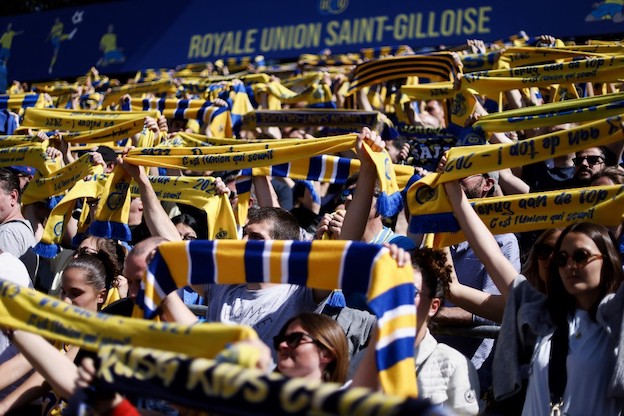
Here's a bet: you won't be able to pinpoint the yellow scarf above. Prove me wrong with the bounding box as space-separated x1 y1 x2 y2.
59 118 146 144
0 143 61 175
94 344 423 415
346 53 457 96
407 115 624 217
101 79 176 108
126 135 402 217
461 55 624 96
129 176 238 240
429 184 624 247
0 278 257 359
35 174 105 257
473 91 624 132
22 154 103 204
89 166 133 241
21 107 159 131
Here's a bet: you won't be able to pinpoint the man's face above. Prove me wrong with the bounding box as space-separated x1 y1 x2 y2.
124 253 147 301
574 148 605 183
0 187 17 223
460 174 487 199
16 174 32 193
242 220 273 241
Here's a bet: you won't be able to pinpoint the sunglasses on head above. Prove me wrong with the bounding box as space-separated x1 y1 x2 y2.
554 249 603 268
534 243 554 261
273 332 320 350
572 155 604 167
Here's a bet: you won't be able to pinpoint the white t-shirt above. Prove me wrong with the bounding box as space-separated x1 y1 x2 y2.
0 252 33 400
523 309 624 416
204 284 317 350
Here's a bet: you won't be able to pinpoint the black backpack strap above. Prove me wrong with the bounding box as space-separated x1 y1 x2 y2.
548 324 568 413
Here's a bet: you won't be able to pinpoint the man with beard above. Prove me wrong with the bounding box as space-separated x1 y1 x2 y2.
433 171 521 395
573 147 607 186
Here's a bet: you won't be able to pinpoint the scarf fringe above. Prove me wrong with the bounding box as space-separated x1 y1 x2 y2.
89 220 132 242
34 241 61 258
376 191 403 218
408 212 461 234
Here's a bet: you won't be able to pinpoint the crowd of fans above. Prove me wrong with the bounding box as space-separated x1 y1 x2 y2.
0 30 623 416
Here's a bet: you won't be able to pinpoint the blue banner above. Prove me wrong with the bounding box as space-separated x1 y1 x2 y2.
0 0 621 82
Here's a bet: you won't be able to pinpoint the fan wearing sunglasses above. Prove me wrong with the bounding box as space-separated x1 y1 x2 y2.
572 147 606 186
443 174 624 415
273 313 349 383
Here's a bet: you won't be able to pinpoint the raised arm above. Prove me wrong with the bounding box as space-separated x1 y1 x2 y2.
442 247 507 323
117 149 181 242
339 127 385 241
9 330 79 399
443 179 518 300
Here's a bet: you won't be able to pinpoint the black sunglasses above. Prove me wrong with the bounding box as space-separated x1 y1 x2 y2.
572 155 604 167
273 332 320 350
534 243 554 261
554 249 603 268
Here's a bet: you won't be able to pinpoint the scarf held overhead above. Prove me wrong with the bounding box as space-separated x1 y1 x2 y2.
0 278 258 359
140 240 417 398
407 114 624 220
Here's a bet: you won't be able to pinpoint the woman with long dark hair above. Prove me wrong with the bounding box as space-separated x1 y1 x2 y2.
443 176 624 415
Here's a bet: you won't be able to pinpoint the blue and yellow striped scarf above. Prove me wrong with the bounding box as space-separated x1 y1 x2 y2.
140 239 417 398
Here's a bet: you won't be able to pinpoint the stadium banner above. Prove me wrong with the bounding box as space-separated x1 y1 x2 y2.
0 0 620 82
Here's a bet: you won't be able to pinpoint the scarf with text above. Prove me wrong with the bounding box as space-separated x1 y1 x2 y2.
459 55 624 96
57 118 146 144
473 91 624 133
21 107 159 131
242 109 384 131
21 153 103 205
0 135 47 147
93 345 430 415
0 143 61 175
141 239 417 397
38 173 237 254
407 115 624 233
128 176 238 240
417 185 624 247
0 278 257 359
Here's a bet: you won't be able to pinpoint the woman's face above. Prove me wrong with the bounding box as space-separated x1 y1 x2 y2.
557 232 604 309
537 230 562 283
61 267 105 311
276 321 331 381
176 223 197 241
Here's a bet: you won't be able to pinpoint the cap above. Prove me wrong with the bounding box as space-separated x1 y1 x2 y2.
8 165 35 176
456 127 487 147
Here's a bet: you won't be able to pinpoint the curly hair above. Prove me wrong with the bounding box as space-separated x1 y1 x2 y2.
411 247 452 302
